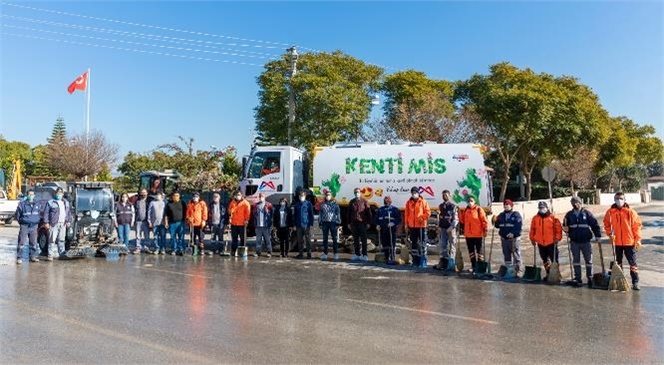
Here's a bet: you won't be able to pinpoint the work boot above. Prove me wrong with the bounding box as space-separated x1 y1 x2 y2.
30 258 39 263
633 281 640 291
193 246 199 256
16 259 22 264
446 258 456 271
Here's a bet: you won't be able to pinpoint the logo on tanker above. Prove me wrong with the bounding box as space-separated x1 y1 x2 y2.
344 152 446 175
259 181 276 191
418 186 435 197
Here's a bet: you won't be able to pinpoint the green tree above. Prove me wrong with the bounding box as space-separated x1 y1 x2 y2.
27 144 57 178
255 51 383 151
0 136 33 182
47 116 67 144
381 70 458 143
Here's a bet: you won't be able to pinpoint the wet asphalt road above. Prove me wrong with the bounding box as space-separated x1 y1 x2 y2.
1 205 663 364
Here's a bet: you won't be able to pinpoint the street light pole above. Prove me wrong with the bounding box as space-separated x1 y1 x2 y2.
287 46 298 147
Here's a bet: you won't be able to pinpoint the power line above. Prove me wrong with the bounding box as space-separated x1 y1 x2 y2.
1 24 277 60
0 31 263 66
2 2 294 48
0 14 284 53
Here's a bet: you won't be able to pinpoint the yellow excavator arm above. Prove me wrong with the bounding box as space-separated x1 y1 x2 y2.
7 159 21 200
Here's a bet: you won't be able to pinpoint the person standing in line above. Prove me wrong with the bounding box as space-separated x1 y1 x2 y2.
375 196 401 264
459 195 488 272
208 192 228 255
164 192 187 256
228 191 251 257
602 192 643 290
347 187 372 262
114 193 135 251
273 197 292 258
404 186 431 268
563 196 602 288
148 192 166 255
134 189 152 254
42 187 72 260
529 201 562 280
14 189 41 264
319 191 342 261
187 192 208 256
293 190 314 259
252 192 274 257
435 190 458 271
493 199 523 275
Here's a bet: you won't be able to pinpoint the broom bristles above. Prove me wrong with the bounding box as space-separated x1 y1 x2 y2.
608 265 631 292
547 263 561 284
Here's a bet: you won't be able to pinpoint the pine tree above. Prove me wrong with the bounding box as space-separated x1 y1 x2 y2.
47 116 67 145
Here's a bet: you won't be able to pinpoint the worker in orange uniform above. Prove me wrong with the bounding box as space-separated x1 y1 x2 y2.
404 186 431 268
602 191 643 290
459 195 488 272
228 191 251 257
187 192 209 256
529 201 562 280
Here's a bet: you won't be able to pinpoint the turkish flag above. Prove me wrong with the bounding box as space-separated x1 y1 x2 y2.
67 71 88 94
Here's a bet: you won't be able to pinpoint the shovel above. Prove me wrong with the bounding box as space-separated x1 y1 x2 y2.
547 242 562 285
479 229 494 279
386 212 396 265
375 226 386 263
523 243 542 283
237 224 248 259
455 225 464 273
399 229 411 265
591 239 609 290
564 232 578 286
220 226 231 257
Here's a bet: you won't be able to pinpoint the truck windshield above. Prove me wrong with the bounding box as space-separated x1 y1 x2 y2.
76 188 114 212
246 152 281 178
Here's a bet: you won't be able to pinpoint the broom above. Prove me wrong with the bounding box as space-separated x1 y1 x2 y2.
608 233 631 292
547 242 561 284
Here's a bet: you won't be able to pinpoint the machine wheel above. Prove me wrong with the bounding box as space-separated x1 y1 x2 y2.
4 218 12 225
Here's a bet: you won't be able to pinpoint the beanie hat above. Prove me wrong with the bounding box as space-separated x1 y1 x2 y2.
411 186 419 193
503 199 514 207
570 196 582 205
538 201 548 209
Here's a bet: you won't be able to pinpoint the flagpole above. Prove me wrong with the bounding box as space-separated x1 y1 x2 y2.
86 67 91 141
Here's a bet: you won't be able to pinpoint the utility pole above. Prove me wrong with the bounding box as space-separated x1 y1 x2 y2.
287 46 298 147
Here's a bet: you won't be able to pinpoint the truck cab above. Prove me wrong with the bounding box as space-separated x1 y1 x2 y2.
239 146 307 205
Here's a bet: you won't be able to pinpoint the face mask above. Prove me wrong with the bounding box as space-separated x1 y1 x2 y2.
504 205 511 212
193 197 200 202
325 195 331 201
140 194 147 199
412 193 419 199
615 199 625 207
27 195 34 202
122 197 128 203
468 201 475 207
259 197 265 203
235 195 242 201
538 208 547 214
299 196 306 202
280 202 286 207
213 198 220 203
354 192 361 198
55 194 62 200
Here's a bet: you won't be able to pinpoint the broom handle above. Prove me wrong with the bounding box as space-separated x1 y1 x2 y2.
598 239 606 275
489 227 494 262
566 236 573 280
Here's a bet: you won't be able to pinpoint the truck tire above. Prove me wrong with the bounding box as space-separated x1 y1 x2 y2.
38 229 49 256
4 218 12 225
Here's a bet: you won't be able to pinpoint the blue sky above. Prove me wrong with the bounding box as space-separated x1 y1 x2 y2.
0 1 662 165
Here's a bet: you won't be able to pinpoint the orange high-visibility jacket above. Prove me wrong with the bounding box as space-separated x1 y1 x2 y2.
603 205 642 246
529 213 562 246
228 199 251 226
459 206 488 238
186 200 208 227
404 197 431 229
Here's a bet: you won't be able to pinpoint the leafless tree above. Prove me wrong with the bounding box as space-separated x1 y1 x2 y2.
47 130 119 179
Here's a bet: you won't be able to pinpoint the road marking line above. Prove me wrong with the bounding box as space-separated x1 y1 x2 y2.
136 266 213 279
0 297 215 364
344 298 499 325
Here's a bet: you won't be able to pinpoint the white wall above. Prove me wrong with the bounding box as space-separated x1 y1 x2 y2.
598 193 640 206
490 196 574 221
